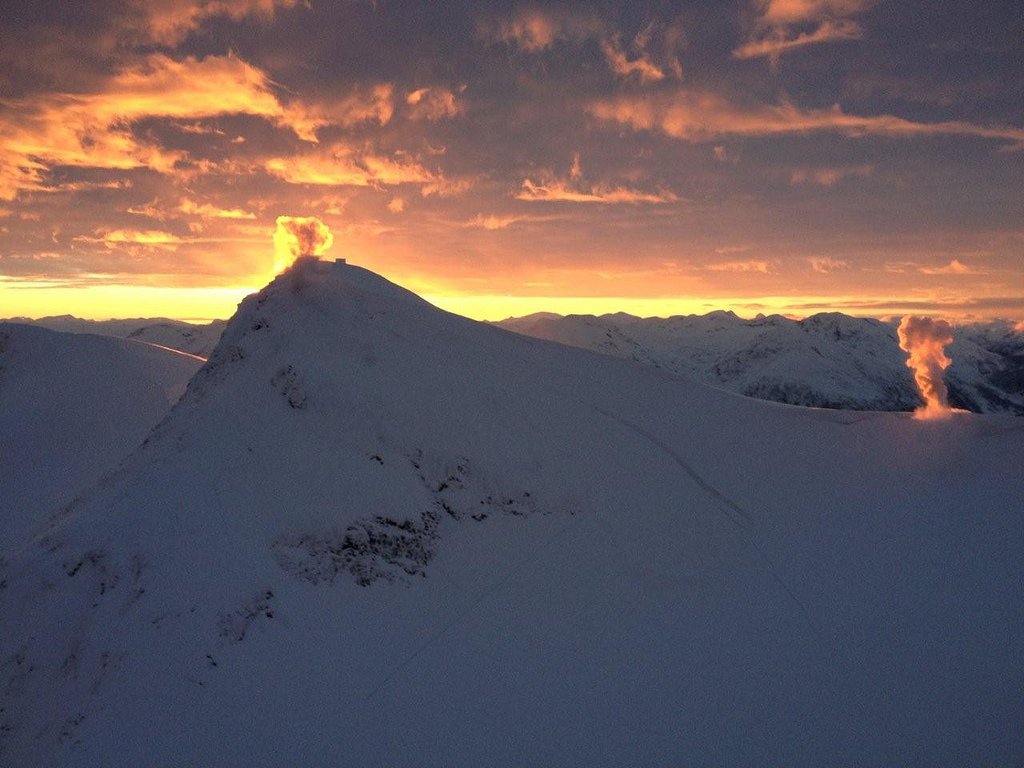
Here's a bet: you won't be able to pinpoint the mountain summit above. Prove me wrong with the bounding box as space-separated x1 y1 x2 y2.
2 259 1022 766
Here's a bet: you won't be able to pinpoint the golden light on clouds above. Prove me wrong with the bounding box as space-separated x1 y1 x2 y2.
585 91 1024 145
0 0 1021 324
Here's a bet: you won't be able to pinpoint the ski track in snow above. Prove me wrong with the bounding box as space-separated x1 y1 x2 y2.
580 400 820 639
581 401 754 529
363 516 583 700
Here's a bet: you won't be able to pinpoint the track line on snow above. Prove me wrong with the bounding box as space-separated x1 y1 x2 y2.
581 401 820 638
364 517 582 701
584 403 755 530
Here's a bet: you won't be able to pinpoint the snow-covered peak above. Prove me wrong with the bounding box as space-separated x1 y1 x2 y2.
1 265 1022 766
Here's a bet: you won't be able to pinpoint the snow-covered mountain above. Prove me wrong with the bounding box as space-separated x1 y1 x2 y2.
0 324 203 552
6 315 227 358
497 311 1024 415
2 260 1022 766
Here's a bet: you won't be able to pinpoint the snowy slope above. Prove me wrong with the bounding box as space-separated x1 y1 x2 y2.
1 260 1022 766
0 324 203 553
7 315 227 358
497 311 1024 414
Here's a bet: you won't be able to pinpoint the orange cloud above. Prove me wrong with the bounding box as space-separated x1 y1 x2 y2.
285 84 395 142
178 199 256 219
77 229 188 249
0 53 318 199
0 53 404 199
495 11 559 50
517 179 679 204
265 144 435 187
600 35 666 83
809 256 850 272
492 12 683 82
516 158 678 204
734 19 862 60
420 175 475 197
759 0 870 25
735 0 869 62
492 10 602 51
586 91 1024 146
33 180 133 194
127 200 170 220
919 259 983 275
406 87 465 121
177 121 227 135
705 259 775 273
131 0 302 45
462 213 564 230
790 164 873 186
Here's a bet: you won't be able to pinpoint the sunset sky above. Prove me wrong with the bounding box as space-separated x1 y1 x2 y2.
1 0 1022 321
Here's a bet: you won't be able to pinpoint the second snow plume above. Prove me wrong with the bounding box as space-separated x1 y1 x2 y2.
273 216 334 273
897 315 955 420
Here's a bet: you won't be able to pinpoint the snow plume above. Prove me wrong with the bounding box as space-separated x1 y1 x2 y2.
897 315 955 420
273 215 333 273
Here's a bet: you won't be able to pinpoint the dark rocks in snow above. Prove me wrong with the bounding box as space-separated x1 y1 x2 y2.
271 365 307 409
217 590 276 643
273 511 440 587
273 449 545 587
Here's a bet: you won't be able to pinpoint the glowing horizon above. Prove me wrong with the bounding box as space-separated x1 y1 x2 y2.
4 265 1022 325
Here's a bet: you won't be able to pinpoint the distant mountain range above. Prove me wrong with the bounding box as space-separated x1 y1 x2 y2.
496 311 1024 415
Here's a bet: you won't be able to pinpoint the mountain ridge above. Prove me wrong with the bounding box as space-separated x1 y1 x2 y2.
2 260 1022 766
496 309 1024 414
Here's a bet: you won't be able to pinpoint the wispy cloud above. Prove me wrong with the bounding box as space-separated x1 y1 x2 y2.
809 256 850 272
705 259 776 273
461 213 564 230
735 0 869 62
420 176 475 197
734 19 862 60
600 33 666 83
128 0 303 46
517 178 679 204
406 87 466 121
919 259 985 275
790 164 873 186
76 229 188 248
586 90 1024 146
489 10 602 51
884 259 988 275
517 156 678 204
489 11 684 82
284 84 395 141
264 144 435 187
178 199 256 220
792 296 1024 312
